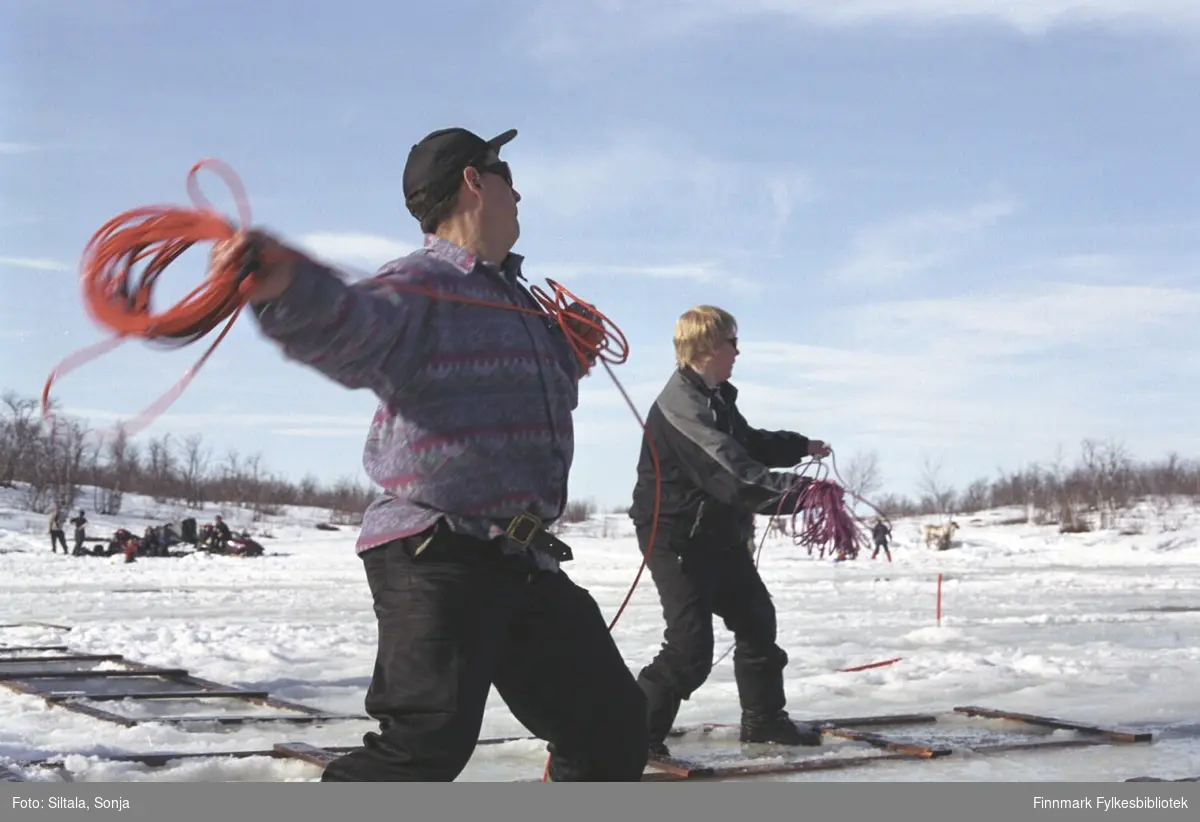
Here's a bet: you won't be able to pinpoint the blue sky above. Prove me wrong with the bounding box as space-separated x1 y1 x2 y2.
3 0 1200 510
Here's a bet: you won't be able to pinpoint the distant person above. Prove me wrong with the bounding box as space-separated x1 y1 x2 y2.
212 515 232 550
48 505 68 554
69 510 88 554
871 518 892 561
140 526 163 558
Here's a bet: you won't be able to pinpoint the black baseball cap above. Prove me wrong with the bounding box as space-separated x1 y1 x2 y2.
403 127 517 221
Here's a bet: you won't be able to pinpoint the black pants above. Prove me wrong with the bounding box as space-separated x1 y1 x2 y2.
635 525 789 744
321 522 649 782
49 530 67 553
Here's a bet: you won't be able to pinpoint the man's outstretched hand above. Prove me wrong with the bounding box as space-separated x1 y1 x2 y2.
807 439 832 459
210 228 298 304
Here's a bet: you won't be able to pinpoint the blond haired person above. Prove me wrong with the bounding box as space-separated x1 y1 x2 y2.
628 306 831 758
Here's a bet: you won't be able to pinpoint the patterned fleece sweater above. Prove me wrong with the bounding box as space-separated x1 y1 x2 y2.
251 235 583 569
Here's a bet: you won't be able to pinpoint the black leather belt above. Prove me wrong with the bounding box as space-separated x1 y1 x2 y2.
503 511 573 562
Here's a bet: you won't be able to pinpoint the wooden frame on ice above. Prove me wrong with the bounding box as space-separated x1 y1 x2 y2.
1 684 1159 783
0 645 365 727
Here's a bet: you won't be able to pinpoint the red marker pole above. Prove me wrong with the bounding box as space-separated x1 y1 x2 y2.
839 657 903 673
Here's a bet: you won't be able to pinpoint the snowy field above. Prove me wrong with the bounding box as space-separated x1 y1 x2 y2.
2 485 1199 783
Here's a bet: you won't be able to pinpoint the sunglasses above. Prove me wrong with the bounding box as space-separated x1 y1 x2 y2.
473 159 513 188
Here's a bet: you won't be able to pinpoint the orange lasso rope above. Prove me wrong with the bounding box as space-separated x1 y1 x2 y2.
42 159 264 437
40 159 662 781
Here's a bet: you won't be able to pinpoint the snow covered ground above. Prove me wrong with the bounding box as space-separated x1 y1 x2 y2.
2 485 1199 782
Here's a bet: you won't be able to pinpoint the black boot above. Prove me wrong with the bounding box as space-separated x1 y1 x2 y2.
732 644 820 746
638 673 682 758
739 710 822 746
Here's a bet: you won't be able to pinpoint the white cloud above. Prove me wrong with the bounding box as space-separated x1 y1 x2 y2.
535 261 760 293
0 256 71 272
725 280 1200 464
512 138 669 217
0 142 39 155
513 138 720 217
296 232 415 273
510 134 814 234
768 172 818 245
721 0 1200 36
518 1 730 61
744 341 924 385
828 199 1017 285
850 282 1200 354
520 0 1200 59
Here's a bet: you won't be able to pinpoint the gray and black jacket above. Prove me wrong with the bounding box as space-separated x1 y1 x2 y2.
629 366 813 548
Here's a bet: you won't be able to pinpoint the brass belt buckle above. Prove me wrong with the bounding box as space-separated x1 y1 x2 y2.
505 512 542 548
